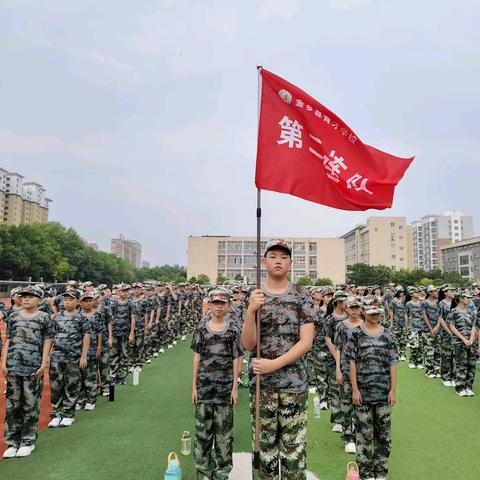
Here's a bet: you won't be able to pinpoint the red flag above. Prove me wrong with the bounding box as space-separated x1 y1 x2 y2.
255 69 414 211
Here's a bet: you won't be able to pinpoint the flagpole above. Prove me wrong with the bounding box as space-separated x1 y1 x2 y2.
254 65 263 472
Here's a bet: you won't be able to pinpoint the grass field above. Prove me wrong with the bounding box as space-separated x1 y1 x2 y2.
1 336 479 480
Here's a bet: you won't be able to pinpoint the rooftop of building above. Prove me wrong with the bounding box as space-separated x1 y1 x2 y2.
440 236 480 251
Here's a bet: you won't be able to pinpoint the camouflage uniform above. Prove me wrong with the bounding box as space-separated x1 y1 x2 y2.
344 325 399 480
130 296 147 367
4 310 55 448
110 298 134 382
191 313 243 480
447 307 478 393
438 300 454 382
405 300 425 366
50 310 90 418
78 310 102 406
334 319 361 444
324 312 348 426
248 283 315 480
97 297 112 394
310 307 329 404
390 299 407 358
422 300 441 376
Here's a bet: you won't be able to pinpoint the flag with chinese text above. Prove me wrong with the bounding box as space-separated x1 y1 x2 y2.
255 69 414 210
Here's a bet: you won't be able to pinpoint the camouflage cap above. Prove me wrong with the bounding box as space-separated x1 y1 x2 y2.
208 289 231 303
11 286 22 296
441 284 455 292
323 286 335 295
460 290 474 298
67 280 78 287
346 296 362 307
63 289 81 300
426 285 439 293
80 292 95 301
263 239 292 257
18 285 44 299
333 291 348 301
83 281 93 287
119 283 131 291
407 286 419 294
97 284 108 291
132 282 143 288
365 306 383 315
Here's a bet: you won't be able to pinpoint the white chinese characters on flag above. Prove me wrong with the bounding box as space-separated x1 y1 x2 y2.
255 69 414 211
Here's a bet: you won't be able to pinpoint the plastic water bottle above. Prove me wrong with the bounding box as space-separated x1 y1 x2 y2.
313 395 321 419
132 368 140 386
181 431 191 456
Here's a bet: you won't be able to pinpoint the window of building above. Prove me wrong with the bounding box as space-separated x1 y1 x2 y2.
308 256 317 267
459 255 470 277
309 271 317 280
218 241 225 253
293 242 306 253
227 270 242 280
227 241 242 253
390 233 396 241
294 256 306 267
399 225 403 229
391 254 396 260
227 255 242 266
244 255 257 267
309 242 317 253
244 241 257 253
390 222 395 227
391 265 396 271
218 255 225 266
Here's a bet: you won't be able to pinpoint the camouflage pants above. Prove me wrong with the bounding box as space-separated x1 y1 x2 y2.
4 374 43 448
78 358 98 406
110 335 129 381
49 361 81 418
128 330 145 368
326 362 342 425
97 349 110 394
422 332 441 375
250 391 307 480
453 343 478 392
143 325 155 360
355 403 391 480
312 351 329 404
194 403 233 480
339 379 355 444
408 331 424 366
306 350 316 388
440 335 455 382
392 325 407 358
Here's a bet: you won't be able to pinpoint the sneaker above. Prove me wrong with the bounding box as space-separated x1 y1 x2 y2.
451 380 456 387
146 359 152 364
84 403 96 411
153 352 158 358
466 389 475 396
181 335 186 341
308 387 317 394
442 380 452 387
427 373 436 379
332 423 343 433
60 417 75 427
400 355 406 361
159 348 165 353
416 365 424 369
3 447 18 458
128 367 134 373
102 391 109 397
408 363 416 369
168 344 173 349
16 445 35 457
377 477 387 480
457 390 468 397
344 442 356 454
116 379 127 385
75 404 82 411
435 373 441 378
173 340 177 345
48 417 62 428
319 401 329 410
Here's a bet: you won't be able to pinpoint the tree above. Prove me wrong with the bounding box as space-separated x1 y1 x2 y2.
188 276 197 284
197 274 211 285
216 274 228 285
234 274 244 281
315 277 333 286
296 276 312 286
346 264 392 286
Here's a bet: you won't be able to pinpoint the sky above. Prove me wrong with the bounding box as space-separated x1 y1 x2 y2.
1 0 479 266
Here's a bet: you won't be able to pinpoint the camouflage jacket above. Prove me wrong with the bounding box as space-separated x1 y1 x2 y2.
51 311 91 363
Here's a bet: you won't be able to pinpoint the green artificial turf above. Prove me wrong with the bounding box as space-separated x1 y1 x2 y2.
1 338 479 479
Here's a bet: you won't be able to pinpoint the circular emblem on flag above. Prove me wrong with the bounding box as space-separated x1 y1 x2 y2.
278 89 292 104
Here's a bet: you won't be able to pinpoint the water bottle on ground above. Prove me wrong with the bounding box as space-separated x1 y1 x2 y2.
132 368 140 386
313 395 321 418
164 452 182 480
181 431 191 456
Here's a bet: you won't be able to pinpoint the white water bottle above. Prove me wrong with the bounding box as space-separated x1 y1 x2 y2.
313 395 321 419
133 368 140 386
